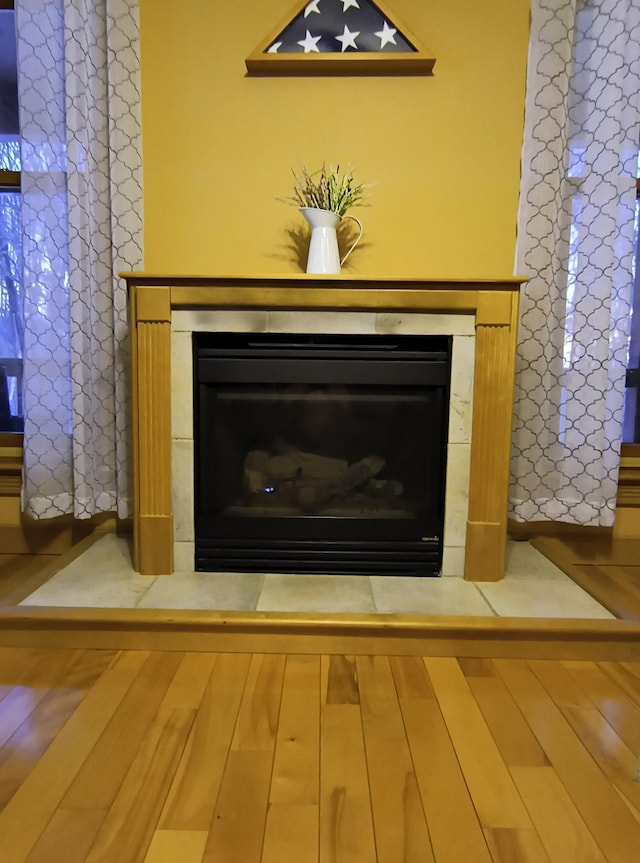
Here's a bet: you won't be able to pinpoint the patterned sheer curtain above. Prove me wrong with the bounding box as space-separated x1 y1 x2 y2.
510 0 640 527
16 0 142 519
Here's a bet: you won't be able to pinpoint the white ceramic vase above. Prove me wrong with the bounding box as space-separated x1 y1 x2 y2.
299 207 363 275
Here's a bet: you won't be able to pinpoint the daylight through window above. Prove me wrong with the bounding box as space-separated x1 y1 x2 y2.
0 0 22 432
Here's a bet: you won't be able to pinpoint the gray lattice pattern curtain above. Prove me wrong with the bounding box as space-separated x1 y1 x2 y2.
511 0 640 527
16 0 143 519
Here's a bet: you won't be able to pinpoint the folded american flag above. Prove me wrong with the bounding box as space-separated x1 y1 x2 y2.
267 0 415 55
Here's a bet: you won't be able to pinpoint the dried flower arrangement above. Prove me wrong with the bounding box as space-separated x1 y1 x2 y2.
283 164 368 217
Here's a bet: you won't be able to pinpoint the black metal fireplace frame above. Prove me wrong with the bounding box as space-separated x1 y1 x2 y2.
193 332 452 576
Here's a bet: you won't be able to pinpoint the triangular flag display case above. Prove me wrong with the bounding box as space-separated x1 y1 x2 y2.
246 0 435 76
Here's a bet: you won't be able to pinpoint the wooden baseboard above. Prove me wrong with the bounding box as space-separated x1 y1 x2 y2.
0 513 129 555
0 606 638 660
612 506 640 539
508 518 613 540
0 523 74 555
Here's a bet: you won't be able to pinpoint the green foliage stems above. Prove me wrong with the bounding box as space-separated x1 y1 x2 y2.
286 164 367 217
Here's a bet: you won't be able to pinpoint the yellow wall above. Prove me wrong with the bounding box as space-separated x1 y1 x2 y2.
139 0 530 278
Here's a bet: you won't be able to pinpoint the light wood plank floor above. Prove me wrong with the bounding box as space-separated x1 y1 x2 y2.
0 645 638 862
532 536 640 622
0 554 62 608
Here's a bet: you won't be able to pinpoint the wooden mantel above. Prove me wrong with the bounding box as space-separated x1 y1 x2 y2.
124 273 523 581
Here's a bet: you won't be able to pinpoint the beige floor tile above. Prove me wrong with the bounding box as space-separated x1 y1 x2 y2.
136 570 263 611
504 540 571 580
476 577 616 619
20 570 156 609
19 534 156 609
256 573 376 613
370 575 495 616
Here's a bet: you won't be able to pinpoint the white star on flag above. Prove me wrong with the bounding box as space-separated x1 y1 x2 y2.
263 0 417 57
335 25 360 52
374 20 397 48
298 29 322 52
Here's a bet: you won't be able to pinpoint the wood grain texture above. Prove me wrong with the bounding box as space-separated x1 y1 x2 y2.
465 313 517 582
142 830 208 863
598 660 640 707
396 671 493 863
495 658 640 863
562 660 640 754
133 309 173 575
127 275 523 582
0 554 62 601
320 701 377 863
0 650 149 863
202 750 273 863
483 827 551 863
0 687 85 809
62 651 183 810
530 660 640 817
25 809 106 863
230 653 285 753
85 706 195 863
510 766 608 863
0 645 638 862
159 653 251 831
261 803 318 863
460 658 549 768
245 51 436 77
530 535 640 621
424 657 532 829
356 655 434 863
3 605 640 659
269 655 320 805
324 654 359 704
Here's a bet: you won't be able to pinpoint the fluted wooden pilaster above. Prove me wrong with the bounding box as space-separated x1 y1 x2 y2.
130 287 173 574
465 292 519 581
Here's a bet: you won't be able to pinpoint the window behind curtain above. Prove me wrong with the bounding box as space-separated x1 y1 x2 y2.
623 189 640 443
0 1 23 432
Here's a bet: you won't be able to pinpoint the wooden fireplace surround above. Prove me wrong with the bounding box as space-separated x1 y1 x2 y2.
125 274 523 581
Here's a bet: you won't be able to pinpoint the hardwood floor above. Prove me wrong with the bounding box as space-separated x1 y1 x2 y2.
0 554 62 607
0 539 639 860
532 536 640 622
0 645 638 862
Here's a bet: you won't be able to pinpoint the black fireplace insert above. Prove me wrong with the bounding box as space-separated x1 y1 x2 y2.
193 332 452 576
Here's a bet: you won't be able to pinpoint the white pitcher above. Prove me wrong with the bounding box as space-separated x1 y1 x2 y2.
300 207 363 274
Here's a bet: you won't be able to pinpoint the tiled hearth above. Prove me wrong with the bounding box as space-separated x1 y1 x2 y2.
19 532 614 619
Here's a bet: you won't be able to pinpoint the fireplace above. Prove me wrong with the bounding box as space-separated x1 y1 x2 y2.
125 275 522 581
193 332 452 575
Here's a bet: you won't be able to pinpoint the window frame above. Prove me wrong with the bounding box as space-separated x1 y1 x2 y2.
0 0 22 438
0 0 18 192
623 179 640 450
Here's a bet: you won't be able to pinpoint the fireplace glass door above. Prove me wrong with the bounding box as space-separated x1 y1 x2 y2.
193 333 451 576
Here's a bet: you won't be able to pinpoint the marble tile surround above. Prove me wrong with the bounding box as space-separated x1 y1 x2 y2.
171 309 476 577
